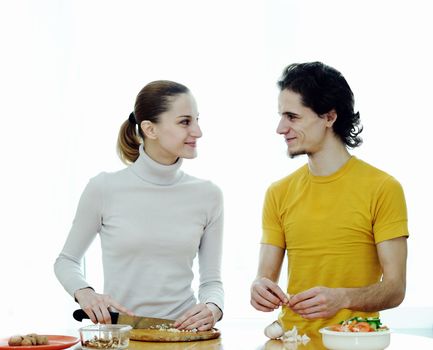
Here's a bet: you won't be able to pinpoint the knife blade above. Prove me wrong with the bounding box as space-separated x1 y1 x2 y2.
73 309 175 329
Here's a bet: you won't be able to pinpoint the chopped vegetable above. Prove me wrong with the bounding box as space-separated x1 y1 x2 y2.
331 317 389 332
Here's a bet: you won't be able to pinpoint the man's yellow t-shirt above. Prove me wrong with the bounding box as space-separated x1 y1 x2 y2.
261 156 408 334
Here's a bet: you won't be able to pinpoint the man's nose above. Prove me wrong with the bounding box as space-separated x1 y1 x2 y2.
276 117 289 134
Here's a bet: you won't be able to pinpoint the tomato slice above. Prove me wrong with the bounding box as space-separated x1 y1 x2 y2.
329 324 344 332
351 322 374 332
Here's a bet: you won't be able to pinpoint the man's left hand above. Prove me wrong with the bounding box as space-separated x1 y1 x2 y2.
289 286 347 319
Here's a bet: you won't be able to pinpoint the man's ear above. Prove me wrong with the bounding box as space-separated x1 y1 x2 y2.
140 120 157 139
324 109 337 127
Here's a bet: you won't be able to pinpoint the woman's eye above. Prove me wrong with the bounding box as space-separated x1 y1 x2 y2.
180 119 190 125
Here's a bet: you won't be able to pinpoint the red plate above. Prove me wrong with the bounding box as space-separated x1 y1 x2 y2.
0 335 79 350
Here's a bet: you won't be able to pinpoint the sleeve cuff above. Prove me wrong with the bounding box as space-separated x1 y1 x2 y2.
74 286 95 303
206 302 223 321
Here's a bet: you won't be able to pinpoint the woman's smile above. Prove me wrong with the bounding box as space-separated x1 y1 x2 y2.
185 141 197 148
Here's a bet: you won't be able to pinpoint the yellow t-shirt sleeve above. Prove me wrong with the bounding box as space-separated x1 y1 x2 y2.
373 176 409 243
261 186 286 249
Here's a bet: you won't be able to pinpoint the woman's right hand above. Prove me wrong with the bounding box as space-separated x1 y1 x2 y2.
74 288 134 324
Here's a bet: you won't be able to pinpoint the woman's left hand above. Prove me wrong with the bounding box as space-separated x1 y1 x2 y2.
173 303 221 331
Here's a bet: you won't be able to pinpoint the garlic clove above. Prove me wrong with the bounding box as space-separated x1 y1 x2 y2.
264 320 285 339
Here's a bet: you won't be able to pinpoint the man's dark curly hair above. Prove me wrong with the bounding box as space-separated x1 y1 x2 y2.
277 62 363 148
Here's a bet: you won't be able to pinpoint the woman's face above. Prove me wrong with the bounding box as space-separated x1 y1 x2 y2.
144 92 202 164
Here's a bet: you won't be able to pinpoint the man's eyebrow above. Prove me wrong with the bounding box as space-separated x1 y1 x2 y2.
281 111 299 117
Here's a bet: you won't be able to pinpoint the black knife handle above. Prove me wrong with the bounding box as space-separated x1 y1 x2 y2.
73 309 119 323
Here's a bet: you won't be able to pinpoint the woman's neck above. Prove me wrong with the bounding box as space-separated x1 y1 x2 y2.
143 141 178 165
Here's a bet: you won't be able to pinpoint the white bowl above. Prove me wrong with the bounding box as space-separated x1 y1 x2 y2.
319 327 391 350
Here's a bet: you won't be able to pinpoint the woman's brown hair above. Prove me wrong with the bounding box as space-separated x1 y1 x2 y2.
117 80 190 164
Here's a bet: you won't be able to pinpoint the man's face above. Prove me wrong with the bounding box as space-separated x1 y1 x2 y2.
277 89 329 158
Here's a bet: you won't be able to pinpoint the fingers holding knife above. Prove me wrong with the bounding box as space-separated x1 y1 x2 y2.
74 288 134 324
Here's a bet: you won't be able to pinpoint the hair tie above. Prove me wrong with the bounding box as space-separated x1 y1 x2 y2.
128 112 137 125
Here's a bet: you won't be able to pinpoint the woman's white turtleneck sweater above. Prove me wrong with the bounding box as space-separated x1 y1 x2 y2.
54 146 224 319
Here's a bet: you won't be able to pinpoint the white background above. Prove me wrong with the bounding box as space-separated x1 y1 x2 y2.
0 0 432 335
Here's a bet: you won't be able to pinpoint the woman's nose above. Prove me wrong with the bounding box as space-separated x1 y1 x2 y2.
191 123 203 138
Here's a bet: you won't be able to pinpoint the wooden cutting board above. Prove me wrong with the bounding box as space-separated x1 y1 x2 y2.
128 338 221 350
129 328 221 342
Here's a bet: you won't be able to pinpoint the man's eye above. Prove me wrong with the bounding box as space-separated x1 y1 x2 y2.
180 119 190 125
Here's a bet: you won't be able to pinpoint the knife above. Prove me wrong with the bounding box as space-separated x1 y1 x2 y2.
73 309 175 329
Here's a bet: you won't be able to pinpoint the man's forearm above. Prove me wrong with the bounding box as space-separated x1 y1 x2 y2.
256 244 285 282
289 238 407 319
343 279 405 312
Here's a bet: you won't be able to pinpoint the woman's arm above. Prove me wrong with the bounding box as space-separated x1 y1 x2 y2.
54 176 103 296
53 174 133 323
175 185 224 330
197 186 224 313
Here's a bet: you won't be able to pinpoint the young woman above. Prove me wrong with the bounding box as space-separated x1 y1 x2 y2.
54 81 224 331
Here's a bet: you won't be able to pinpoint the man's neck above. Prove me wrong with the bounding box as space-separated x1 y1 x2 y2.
307 139 351 177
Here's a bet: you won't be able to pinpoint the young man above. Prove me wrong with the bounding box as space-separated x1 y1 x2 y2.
250 62 408 334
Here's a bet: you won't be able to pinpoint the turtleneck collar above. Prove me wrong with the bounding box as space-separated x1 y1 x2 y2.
130 145 184 186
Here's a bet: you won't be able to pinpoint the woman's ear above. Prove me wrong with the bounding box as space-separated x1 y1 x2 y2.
140 120 157 139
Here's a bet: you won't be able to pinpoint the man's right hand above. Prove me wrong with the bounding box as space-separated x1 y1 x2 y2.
250 277 289 312
74 287 134 324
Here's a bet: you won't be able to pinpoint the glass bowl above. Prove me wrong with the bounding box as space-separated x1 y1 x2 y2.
79 324 132 350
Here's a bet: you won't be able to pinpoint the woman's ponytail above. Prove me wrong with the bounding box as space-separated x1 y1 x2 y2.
117 112 141 164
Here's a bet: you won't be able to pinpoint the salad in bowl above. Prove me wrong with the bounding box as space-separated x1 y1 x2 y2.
320 317 391 350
